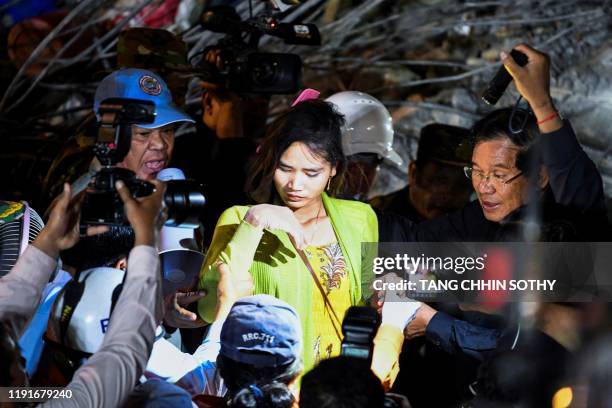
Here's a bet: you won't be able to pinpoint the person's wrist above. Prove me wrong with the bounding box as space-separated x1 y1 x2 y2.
529 96 556 117
244 210 263 228
33 231 60 259
215 299 234 321
134 227 155 247
530 97 563 133
422 308 437 327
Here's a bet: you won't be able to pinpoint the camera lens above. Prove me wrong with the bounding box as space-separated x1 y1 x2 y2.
252 60 278 86
244 52 302 94
163 180 206 227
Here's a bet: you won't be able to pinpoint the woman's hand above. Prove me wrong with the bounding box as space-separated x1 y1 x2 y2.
244 204 307 249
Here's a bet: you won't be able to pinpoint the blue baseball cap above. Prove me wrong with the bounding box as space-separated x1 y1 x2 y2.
94 68 195 129
220 295 302 368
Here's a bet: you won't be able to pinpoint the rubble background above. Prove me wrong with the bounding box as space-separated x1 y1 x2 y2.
1 0 611 210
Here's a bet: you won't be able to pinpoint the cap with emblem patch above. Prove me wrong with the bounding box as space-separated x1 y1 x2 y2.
94 68 194 129
220 294 302 368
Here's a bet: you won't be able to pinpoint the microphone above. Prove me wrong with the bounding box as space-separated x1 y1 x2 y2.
157 167 185 181
157 168 192 251
156 167 204 296
482 49 529 105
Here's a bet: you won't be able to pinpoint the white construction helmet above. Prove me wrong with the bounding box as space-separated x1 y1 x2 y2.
325 91 403 168
47 267 125 355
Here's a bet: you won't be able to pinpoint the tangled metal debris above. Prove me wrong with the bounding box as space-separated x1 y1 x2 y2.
1 0 611 205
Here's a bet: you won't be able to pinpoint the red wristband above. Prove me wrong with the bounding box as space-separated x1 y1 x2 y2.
537 111 558 125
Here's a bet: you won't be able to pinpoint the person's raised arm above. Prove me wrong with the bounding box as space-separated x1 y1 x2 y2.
502 44 605 212
46 180 165 408
501 44 562 134
0 184 107 336
198 204 306 323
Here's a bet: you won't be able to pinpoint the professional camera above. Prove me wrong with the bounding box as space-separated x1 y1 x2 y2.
195 2 320 94
340 306 380 365
81 98 205 226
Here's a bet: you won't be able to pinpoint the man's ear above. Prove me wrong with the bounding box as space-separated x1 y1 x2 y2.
408 161 418 185
115 257 128 271
202 91 214 115
538 165 549 190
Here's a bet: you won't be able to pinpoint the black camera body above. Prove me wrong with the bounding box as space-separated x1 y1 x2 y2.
197 5 320 94
81 167 155 225
82 98 156 225
81 98 206 226
340 306 381 365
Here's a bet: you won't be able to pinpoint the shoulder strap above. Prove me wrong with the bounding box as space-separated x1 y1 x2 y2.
59 278 86 344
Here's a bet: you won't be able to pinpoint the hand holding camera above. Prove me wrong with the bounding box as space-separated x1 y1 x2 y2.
115 178 166 247
34 183 109 259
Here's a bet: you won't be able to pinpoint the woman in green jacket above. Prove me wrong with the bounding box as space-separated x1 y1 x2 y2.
198 98 378 373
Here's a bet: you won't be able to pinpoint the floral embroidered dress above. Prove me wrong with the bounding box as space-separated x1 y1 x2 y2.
303 242 351 365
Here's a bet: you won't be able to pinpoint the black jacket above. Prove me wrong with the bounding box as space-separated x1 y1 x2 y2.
380 120 609 369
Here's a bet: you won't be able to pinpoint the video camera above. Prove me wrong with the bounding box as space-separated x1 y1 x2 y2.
81 98 205 227
195 2 321 94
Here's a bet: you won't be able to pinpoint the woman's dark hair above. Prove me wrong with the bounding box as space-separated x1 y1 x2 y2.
246 99 347 203
217 354 301 408
470 108 540 178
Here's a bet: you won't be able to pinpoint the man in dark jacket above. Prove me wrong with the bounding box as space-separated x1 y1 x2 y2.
382 44 609 407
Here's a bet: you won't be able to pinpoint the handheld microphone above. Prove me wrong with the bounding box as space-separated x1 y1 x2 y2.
157 167 186 181
482 49 529 105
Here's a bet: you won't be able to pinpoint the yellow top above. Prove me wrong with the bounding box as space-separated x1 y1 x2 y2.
304 242 351 365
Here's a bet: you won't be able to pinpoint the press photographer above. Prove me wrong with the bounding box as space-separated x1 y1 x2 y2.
65 69 207 359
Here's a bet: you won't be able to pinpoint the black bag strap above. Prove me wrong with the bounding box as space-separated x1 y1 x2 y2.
59 279 86 344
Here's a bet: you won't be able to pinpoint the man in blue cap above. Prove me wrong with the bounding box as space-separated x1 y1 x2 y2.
93 68 195 181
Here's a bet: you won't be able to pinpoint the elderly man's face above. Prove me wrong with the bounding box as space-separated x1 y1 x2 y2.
117 124 175 180
471 138 527 222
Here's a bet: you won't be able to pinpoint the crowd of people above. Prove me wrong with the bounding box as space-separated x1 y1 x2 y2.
1 39 612 408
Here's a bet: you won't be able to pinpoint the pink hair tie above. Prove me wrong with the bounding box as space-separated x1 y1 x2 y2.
291 88 320 107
